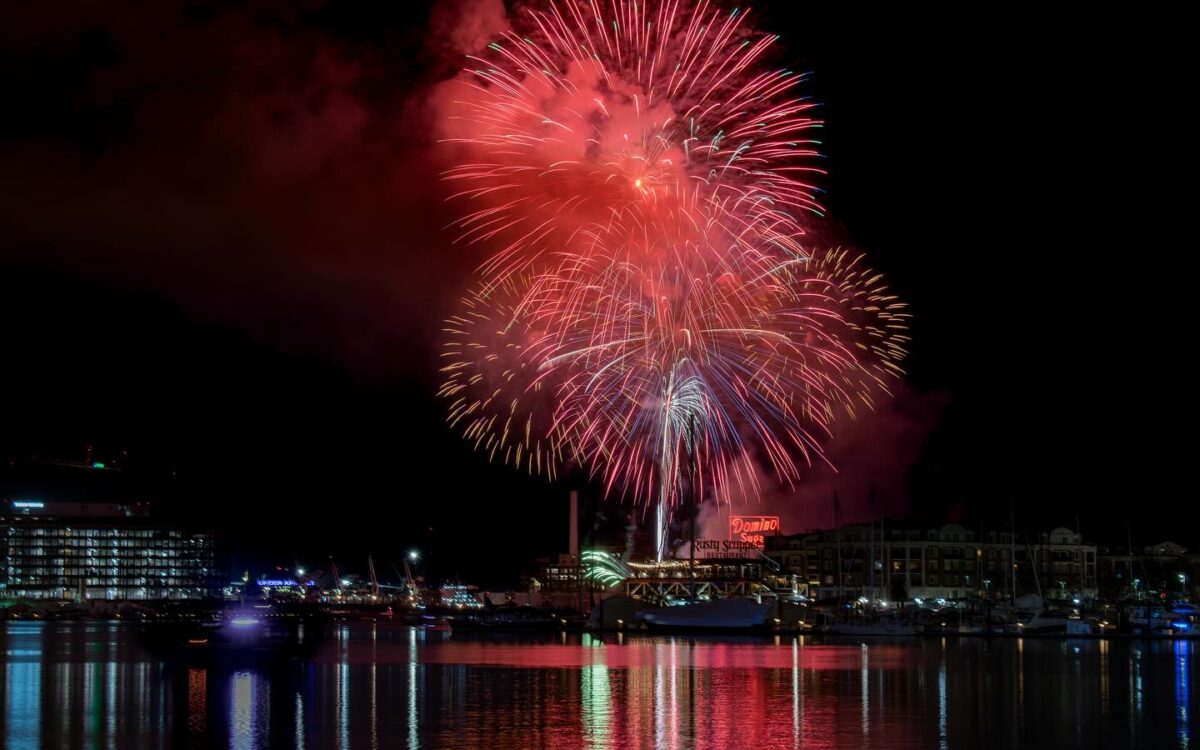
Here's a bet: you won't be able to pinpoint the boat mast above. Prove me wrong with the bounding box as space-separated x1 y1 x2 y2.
367 555 381 600
689 415 697 599
868 486 876 603
1025 532 1044 605
834 490 844 601
878 489 885 604
1009 495 1016 607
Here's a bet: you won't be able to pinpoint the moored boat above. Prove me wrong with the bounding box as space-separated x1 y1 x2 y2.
638 599 773 632
826 618 916 636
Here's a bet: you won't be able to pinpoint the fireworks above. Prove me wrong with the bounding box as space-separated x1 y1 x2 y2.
582 550 631 588
441 0 825 282
438 0 907 554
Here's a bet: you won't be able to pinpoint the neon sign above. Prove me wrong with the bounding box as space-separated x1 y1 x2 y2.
690 539 764 559
729 515 780 549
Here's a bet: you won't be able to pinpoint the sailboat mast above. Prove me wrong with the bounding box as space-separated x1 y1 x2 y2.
834 490 844 600
689 416 697 598
1009 496 1017 607
1025 532 1043 603
878 492 888 602
367 555 381 600
868 486 875 603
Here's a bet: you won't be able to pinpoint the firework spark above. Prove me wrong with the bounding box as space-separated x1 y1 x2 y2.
441 0 825 284
438 0 907 555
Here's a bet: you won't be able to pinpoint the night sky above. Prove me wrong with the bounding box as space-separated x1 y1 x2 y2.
0 2 1180 586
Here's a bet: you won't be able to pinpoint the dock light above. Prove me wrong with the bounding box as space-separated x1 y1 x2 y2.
409 550 420 561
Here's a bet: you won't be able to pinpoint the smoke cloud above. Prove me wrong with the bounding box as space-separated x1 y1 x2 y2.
0 0 514 377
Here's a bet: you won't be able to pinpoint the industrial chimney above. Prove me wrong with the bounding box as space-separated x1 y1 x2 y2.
569 490 579 561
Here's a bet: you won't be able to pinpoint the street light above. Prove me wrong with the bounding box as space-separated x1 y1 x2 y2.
408 549 420 562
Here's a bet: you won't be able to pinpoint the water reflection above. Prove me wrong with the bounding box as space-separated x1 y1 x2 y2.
3 622 1200 749
580 633 611 748
294 691 305 750
408 625 418 750
187 668 206 735
1178 640 1191 750
229 671 257 750
4 625 40 750
937 650 948 750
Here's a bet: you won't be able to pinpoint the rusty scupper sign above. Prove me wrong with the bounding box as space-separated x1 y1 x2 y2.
688 516 781 558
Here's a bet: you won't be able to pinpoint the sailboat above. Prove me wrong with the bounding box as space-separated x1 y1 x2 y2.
1004 531 1090 636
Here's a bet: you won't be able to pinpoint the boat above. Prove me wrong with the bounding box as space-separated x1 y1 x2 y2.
422 616 452 632
826 617 916 636
827 621 916 636
1125 603 1176 635
1012 611 1091 636
359 605 395 622
638 599 773 632
138 605 326 663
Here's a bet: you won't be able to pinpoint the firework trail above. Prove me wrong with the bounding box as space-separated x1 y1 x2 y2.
438 0 907 557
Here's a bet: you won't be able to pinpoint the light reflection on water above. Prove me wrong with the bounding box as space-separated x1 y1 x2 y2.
1 621 1198 749
1180 640 1192 750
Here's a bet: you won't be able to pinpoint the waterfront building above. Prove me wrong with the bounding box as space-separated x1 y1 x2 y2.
1 499 219 601
1097 541 1200 599
767 523 1098 603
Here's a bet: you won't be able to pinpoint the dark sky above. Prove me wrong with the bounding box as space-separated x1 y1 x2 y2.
0 2 1183 585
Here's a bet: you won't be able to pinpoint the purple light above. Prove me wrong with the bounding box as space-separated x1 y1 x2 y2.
230 616 260 627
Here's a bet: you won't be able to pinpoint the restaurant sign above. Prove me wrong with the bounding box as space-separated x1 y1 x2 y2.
729 515 781 550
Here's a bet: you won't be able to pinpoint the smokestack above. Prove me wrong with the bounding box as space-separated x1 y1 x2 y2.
569 490 579 560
